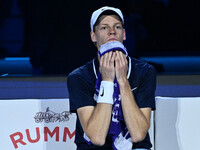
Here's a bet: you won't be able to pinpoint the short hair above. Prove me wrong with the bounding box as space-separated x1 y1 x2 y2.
93 10 124 32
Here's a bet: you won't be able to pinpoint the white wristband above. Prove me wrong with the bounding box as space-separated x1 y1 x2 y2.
97 81 114 104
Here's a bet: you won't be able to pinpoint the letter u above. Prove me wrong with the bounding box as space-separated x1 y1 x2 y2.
26 127 40 143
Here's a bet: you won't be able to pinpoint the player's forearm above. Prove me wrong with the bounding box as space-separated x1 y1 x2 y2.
119 79 150 142
85 103 112 145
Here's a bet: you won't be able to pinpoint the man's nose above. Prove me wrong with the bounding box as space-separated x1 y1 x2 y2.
109 27 116 35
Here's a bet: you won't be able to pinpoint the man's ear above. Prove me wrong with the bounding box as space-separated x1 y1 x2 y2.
90 31 97 42
123 29 126 41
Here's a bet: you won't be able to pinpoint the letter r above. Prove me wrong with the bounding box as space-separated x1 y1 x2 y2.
10 132 27 149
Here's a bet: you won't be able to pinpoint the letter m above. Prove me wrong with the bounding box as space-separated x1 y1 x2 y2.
44 127 59 141
63 127 75 142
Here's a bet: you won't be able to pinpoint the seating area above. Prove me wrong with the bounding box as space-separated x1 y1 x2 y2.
0 75 199 150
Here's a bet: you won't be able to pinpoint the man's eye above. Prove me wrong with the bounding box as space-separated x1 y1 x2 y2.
101 26 107 30
116 26 122 29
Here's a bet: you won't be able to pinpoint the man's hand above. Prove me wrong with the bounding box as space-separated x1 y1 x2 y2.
115 51 128 84
99 51 116 82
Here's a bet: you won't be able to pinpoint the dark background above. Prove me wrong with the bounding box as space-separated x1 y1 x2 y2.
0 0 200 75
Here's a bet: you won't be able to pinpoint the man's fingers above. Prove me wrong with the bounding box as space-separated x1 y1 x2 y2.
110 51 115 65
107 51 113 66
116 51 127 67
102 51 115 68
100 52 109 67
115 51 121 68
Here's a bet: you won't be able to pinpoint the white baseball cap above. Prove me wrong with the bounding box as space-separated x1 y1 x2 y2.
90 6 124 31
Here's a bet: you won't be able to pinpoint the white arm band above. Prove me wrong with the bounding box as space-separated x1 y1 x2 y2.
97 81 114 104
